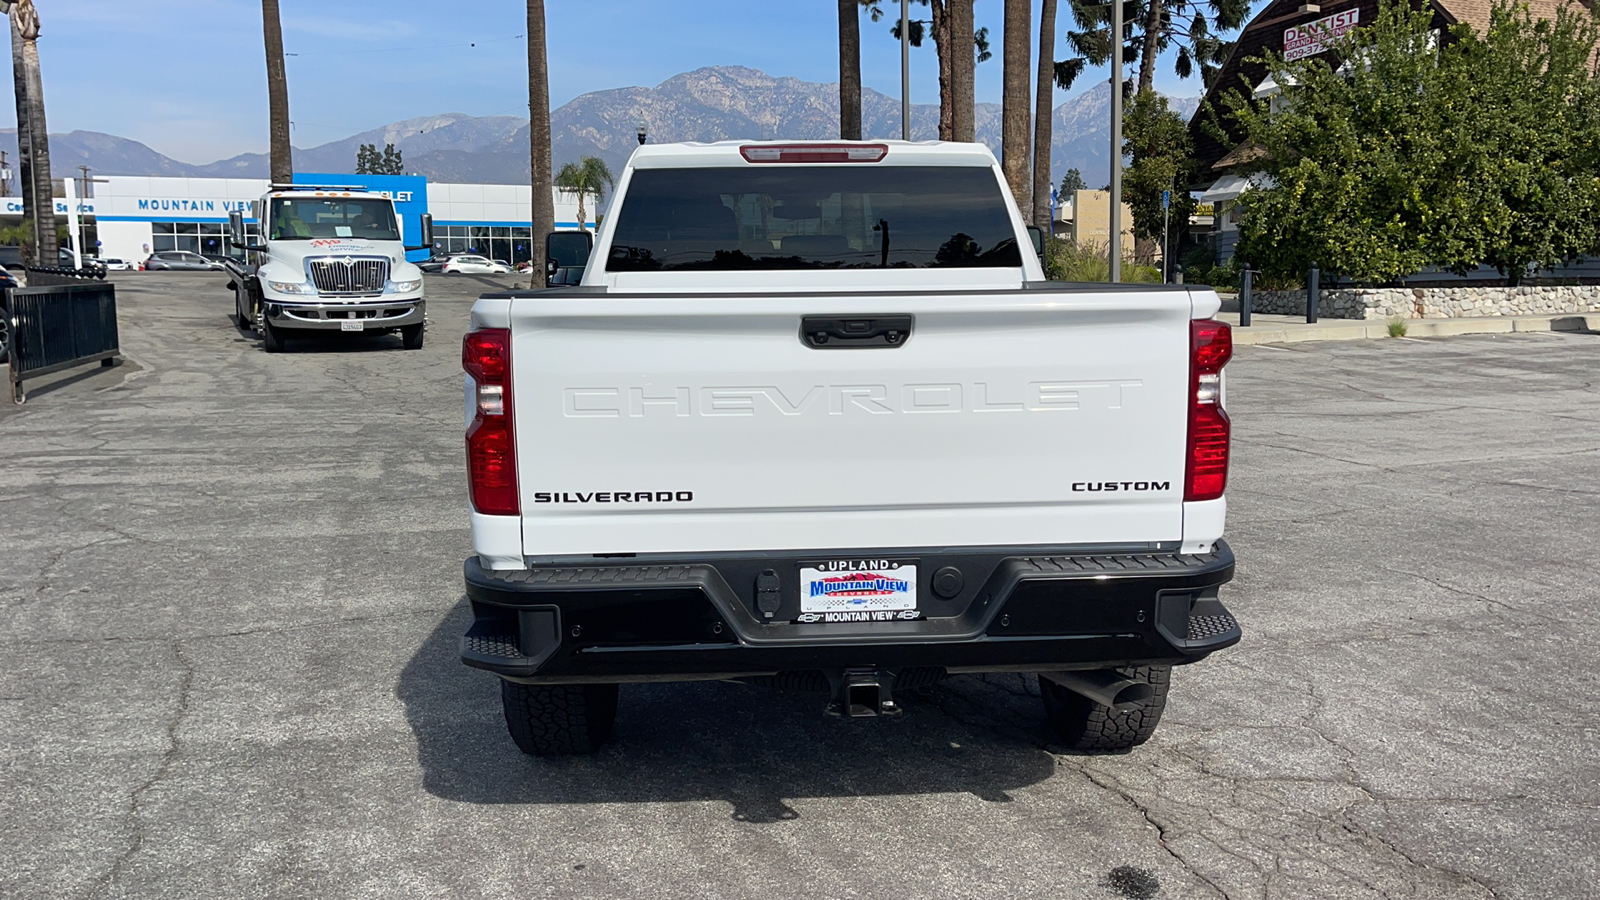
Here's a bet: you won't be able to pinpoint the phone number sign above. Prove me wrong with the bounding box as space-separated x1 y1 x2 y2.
1284 8 1360 61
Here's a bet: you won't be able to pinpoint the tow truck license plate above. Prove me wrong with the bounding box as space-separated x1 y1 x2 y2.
340 320 365 332
797 560 919 623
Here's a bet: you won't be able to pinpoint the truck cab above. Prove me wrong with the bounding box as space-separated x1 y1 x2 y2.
227 184 432 352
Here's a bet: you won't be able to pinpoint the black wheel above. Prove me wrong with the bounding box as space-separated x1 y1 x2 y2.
500 680 619 756
1041 665 1171 752
400 322 424 350
0 303 9 365
260 316 287 353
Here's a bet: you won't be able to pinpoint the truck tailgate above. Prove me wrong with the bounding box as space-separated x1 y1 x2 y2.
507 287 1196 556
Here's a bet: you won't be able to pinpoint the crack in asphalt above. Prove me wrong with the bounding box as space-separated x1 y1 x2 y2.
1376 565 1558 624
86 642 193 900
1077 765 1235 900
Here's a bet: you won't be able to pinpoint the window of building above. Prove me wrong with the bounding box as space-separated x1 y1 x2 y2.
431 224 534 264
152 221 260 257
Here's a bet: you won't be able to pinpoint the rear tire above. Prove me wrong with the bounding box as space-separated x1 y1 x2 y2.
400 322 424 350
500 681 619 756
261 316 287 353
1041 665 1171 752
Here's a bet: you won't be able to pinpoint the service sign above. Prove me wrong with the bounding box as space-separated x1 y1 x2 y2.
1284 8 1359 61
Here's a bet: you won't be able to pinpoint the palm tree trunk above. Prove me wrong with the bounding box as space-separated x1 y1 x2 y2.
261 0 293 184
1032 0 1058 227
1000 0 1031 213
932 0 952 140
1139 0 1162 95
10 9 55 264
527 0 555 286
949 0 975 142
838 0 862 140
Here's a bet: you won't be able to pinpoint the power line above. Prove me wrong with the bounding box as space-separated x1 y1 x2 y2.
285 33 524 58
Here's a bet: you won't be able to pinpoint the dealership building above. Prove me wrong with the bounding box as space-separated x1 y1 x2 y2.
4 173 598 265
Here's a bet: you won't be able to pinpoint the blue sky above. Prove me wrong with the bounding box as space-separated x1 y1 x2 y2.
6 0 1265 164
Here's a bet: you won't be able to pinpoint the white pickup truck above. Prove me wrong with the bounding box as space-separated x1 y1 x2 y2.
225 184 431 352
460 141 1240 755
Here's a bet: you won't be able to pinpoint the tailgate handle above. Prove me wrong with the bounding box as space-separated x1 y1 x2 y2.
800 315 913 349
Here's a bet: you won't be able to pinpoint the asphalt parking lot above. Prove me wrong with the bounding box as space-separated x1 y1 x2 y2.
2 272 1597 899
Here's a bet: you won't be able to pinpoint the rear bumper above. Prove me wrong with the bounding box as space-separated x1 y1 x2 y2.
460 541 1240 683
265 297 424 330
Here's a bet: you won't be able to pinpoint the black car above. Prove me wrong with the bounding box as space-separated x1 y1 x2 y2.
144 251 223 272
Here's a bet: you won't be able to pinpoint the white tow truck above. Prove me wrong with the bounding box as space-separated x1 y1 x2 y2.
225 184 433 352
457 141 1242 756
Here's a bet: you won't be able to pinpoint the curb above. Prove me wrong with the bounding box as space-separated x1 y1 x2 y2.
1225 313 1600 346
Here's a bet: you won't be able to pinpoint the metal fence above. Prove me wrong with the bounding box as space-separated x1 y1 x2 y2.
6 281 121 403
23 265 109 287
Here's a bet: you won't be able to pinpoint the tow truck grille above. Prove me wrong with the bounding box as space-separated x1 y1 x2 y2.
308 257 389 294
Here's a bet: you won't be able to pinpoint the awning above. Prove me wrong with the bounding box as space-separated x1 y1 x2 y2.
1199 173 1275 203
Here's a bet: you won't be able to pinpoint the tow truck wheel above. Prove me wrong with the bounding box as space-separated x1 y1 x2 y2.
260 315 286 353
500 680 618 756
1040 665 1171 752
400 322 425 350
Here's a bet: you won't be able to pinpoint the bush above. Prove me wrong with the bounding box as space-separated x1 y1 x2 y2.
1046 239 1163 284
1387 316 1409 337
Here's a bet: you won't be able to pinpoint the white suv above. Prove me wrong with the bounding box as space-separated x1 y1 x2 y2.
442 255 511 275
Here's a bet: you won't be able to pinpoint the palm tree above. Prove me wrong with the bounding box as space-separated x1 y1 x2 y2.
527 0 555 287
948 0 975 141
553 157 614 234
1056 0 1248 95
838 0 862 140
1032 0 1059 226
1000 0 1032 212
8 0 55 263
261 0 292 184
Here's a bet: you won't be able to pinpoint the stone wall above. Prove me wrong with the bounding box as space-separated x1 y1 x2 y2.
1247 285 1600 319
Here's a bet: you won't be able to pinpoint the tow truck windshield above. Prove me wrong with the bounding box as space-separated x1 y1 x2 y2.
270 197 399 241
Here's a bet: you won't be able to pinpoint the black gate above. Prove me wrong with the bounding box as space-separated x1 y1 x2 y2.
6 281 121 403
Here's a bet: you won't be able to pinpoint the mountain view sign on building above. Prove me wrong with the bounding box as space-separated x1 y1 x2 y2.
1284 8 1360 61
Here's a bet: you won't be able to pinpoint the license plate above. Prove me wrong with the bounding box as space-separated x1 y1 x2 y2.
797 560 919 623
340 320 364 332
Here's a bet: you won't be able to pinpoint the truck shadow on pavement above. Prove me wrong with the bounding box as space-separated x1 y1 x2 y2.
398 603 1060 822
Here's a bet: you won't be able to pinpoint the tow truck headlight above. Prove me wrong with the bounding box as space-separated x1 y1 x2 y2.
390 279 422 293
266 280 312 294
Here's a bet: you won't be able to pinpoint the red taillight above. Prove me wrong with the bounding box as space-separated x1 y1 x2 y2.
739 143 889 163
1185 319 1232 502
463 328 518 516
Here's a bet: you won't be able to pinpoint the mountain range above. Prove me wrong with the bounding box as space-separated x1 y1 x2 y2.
1 66 1198 191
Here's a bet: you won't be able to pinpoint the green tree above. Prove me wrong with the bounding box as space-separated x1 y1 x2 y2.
877 1 991 140
1056 0 1248 93
553 156 614 233
1059 167 1086 195
1122 90 1195 253
1436 3 1600 281
356 142 404 175
1226 0 1600 285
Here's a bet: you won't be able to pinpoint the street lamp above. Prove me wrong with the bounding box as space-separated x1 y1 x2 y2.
636 118 647 146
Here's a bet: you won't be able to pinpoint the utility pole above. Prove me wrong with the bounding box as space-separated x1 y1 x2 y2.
0 150 9 197
900 0 910 140
1161 187 1170 284
1109 0 1123 283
